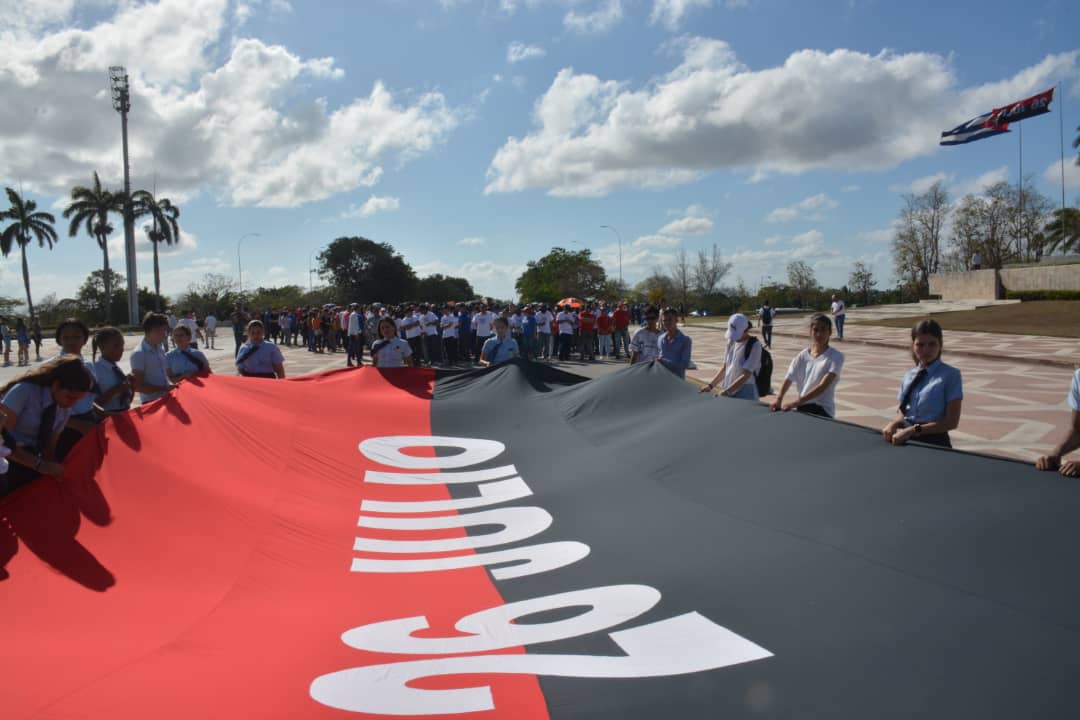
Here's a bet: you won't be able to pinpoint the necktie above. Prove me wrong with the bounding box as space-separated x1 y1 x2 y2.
899 368 928 414
37 402 57 454
236 343 260 366
181 349 207 372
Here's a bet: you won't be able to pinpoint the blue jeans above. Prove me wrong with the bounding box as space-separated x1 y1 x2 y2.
727 382 759 401
836 315 845 339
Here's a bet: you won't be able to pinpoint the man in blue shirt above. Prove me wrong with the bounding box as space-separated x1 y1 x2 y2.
1036 368 1080 477
657 307 692 379
521 306 538 360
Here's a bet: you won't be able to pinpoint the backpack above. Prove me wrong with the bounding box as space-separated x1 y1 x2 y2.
744 336 772 397
760 306 774 324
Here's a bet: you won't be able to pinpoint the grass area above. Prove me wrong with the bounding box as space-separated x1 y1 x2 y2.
856 301 1080 338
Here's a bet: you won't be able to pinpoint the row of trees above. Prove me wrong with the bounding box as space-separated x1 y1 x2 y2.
515 243 880 315
0 178 180 322
893 179 1080 297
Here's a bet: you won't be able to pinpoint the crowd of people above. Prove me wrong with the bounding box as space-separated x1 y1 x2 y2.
0 298 1077 497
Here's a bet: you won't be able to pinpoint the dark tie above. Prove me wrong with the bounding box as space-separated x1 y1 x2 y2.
899 368 928 414
37 403 57 454
236 344 259 366
181 349 207 372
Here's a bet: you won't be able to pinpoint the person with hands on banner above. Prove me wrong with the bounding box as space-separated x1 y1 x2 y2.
1035 368 1080 478
480 317 520 367
166 324 211 383
0 356 93 496
657 307 692 379
882 319 963 448
92 327 133 415
701 313 760 399
371 316 413 368
770 314 843 418
236 320 285 379
630 305 661 365
131 313 176 403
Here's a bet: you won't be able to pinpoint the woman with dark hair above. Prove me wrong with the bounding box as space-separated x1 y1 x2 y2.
235 320 285 378
0 356 94 495
882 319 963 448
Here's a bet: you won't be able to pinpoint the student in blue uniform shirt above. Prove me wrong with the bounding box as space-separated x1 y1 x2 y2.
1035 368 1080 477
166 324 211 383
0 356 94 495
131 313 175 404
236 320 285 378
49 318 99 457
92 327 133 414
480 317 520 367
656 307 692 379
882 319 963 448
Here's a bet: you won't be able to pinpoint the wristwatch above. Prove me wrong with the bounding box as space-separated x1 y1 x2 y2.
913 424 923 435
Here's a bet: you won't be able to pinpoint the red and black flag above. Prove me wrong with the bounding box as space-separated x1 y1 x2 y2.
988 87 1055 127
2 362 1079 718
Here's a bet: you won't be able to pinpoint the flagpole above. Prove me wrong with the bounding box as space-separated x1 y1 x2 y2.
1059 82 1067 256
1018 120 1025 256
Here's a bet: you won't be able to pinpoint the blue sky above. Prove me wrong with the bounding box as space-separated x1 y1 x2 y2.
1 0 1078 304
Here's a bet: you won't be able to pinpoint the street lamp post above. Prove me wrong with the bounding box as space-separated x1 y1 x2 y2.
237 232 260 307
600 225 623 288
109 66 138 325
308 247 320 293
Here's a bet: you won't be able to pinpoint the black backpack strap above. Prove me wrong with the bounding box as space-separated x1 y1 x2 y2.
743 335 757 362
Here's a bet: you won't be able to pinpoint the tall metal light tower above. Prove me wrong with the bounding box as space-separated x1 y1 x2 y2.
109 66 139 325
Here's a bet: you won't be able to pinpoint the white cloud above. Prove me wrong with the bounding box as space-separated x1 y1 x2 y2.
657 216 714 235
458 236 486 246
632 234 681 248
485 39 1080 197
891 172 952 195
1043 158 1080 193
564 0 623 34
857 227 895 245
765 193 838 223
0 1 460 209
507 41 546 64
763 235 783 246
791 229 823 246
413 259 526 300
650 0 712 30
953 166 1009 197
107 227 200 262
342 195 401 218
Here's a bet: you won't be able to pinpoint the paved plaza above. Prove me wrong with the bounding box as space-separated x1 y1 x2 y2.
1 304 1076 464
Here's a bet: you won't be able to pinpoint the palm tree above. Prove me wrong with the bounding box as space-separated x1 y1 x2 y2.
1043 206 1080 256
63 172 123 322
132 190 180 311
0 187 58 319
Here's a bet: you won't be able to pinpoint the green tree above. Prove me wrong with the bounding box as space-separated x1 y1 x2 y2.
63 172 124 323
318 236 417 304
76 268 125 324
415 274 476 303
248 285 307 311
1042 206 1080 256
174 273 239 320
516 247 606 303
786 260 819 308
847 261 877 306
132 190 181 311
1 187 58 319
892 180 949 297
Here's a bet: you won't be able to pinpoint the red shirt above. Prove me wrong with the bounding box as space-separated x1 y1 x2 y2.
613 309 629 329
578 311 596 331
596 314 613 334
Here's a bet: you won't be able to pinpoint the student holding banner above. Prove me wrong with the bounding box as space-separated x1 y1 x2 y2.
1035 368 1080 477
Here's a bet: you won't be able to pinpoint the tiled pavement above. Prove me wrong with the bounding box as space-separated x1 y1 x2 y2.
2 311 1076 464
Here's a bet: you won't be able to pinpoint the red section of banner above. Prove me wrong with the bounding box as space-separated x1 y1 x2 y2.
988 87 1054 127
0 369 548 720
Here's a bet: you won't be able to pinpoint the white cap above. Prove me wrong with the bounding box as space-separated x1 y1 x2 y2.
726 313 749 341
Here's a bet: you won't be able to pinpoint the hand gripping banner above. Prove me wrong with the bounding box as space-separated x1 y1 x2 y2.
2 361 1079 719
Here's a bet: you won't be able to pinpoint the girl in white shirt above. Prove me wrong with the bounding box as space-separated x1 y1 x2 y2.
702 313 761 400
770 314 844 418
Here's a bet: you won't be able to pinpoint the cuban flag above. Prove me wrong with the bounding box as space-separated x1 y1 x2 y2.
940 111 1010 146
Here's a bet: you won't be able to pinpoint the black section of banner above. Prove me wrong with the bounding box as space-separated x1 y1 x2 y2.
431 360 1080 719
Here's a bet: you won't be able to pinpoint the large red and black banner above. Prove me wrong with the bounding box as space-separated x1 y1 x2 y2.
3 361 1079 718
